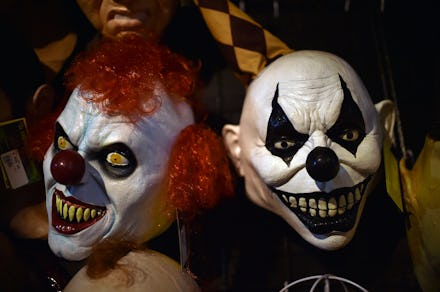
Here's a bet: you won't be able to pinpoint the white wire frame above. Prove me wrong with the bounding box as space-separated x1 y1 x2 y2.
279 274 369 292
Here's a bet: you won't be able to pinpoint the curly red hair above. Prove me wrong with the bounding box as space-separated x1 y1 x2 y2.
28 35 200 161
64 34 200 122
166 124 234 220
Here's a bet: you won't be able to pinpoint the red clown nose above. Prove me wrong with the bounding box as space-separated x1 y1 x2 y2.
50 150 85 185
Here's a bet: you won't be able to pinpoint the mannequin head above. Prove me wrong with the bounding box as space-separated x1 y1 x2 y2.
223 50 395 250
76 0 179 40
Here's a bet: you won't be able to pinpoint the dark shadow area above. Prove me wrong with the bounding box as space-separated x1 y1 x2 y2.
0 0 437 291
190 0 437 291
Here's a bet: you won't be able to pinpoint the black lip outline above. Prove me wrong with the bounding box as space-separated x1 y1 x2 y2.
270 177 370 235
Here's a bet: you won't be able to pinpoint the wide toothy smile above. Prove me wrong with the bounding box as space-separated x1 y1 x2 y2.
271 177 370 235
52 189 106 234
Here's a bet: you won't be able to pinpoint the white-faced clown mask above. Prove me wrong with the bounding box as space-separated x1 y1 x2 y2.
42 85 193 261
223 50 395 250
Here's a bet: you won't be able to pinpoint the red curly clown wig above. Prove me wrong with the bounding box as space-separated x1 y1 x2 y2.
166 124 234 220
28 34 199 160
28 34 233 222
65 34 200 121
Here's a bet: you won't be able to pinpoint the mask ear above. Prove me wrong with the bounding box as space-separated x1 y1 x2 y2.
222 124 243 176
375 99 396 143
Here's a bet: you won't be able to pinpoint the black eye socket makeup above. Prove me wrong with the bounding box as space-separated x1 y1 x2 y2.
265 84 309 165
326 76 366 156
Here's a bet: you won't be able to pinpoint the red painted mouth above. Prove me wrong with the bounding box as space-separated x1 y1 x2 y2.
51 189 106 234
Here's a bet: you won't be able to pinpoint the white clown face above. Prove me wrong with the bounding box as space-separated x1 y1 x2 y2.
223 51 394 250
43 87 194 260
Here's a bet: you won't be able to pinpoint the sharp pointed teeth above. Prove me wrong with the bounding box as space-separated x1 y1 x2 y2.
57 195 63 215
68 205 75 222
347 192 354 209
84 208 91 221
338 195 346 215
63 203 68 219
289 196 297 208
56 196 60 213
76 207 83 223
282 194 288 203
55 194 104 223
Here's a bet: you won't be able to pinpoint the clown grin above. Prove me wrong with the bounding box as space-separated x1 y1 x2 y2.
271 177 371 235
51 189 106 235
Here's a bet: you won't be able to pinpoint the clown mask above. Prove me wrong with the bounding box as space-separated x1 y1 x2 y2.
223 50 395 250
43 86 193 261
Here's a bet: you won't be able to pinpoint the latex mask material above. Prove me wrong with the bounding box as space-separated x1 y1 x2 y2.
76 0 178 39
223 50 393 250
43 87 194 260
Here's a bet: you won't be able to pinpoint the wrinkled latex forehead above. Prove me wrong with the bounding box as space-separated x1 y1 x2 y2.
245 50 376 135
61 86 195 149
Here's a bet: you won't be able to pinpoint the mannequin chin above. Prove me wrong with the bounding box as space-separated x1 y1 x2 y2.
76 0 179 40
64 249 201 292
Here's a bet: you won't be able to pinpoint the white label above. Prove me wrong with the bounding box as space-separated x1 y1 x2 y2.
1 149 29 189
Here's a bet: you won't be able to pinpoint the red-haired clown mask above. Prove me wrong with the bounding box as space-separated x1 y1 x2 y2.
223 50 395 250
43 86 194 261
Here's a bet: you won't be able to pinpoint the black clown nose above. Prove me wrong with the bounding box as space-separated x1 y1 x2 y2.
50 150 85 185
306 147 340 182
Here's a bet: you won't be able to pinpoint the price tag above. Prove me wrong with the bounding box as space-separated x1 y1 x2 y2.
1 149 29 189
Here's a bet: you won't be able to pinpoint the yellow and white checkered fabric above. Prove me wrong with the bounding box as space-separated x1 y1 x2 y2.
194 0 293 86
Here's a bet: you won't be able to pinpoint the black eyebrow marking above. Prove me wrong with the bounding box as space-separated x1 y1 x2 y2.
265 83 309 165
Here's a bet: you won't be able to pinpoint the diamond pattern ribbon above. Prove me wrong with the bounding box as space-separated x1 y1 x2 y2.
194 0 293 86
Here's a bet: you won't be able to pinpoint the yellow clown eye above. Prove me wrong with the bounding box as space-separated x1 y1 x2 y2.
57 136 74 150
340 129 360 142
101 143 136 177
106 152 129 167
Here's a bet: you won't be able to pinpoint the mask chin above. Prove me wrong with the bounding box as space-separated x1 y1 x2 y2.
282 203 357 251
306 228 356 251
275 174 377 250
